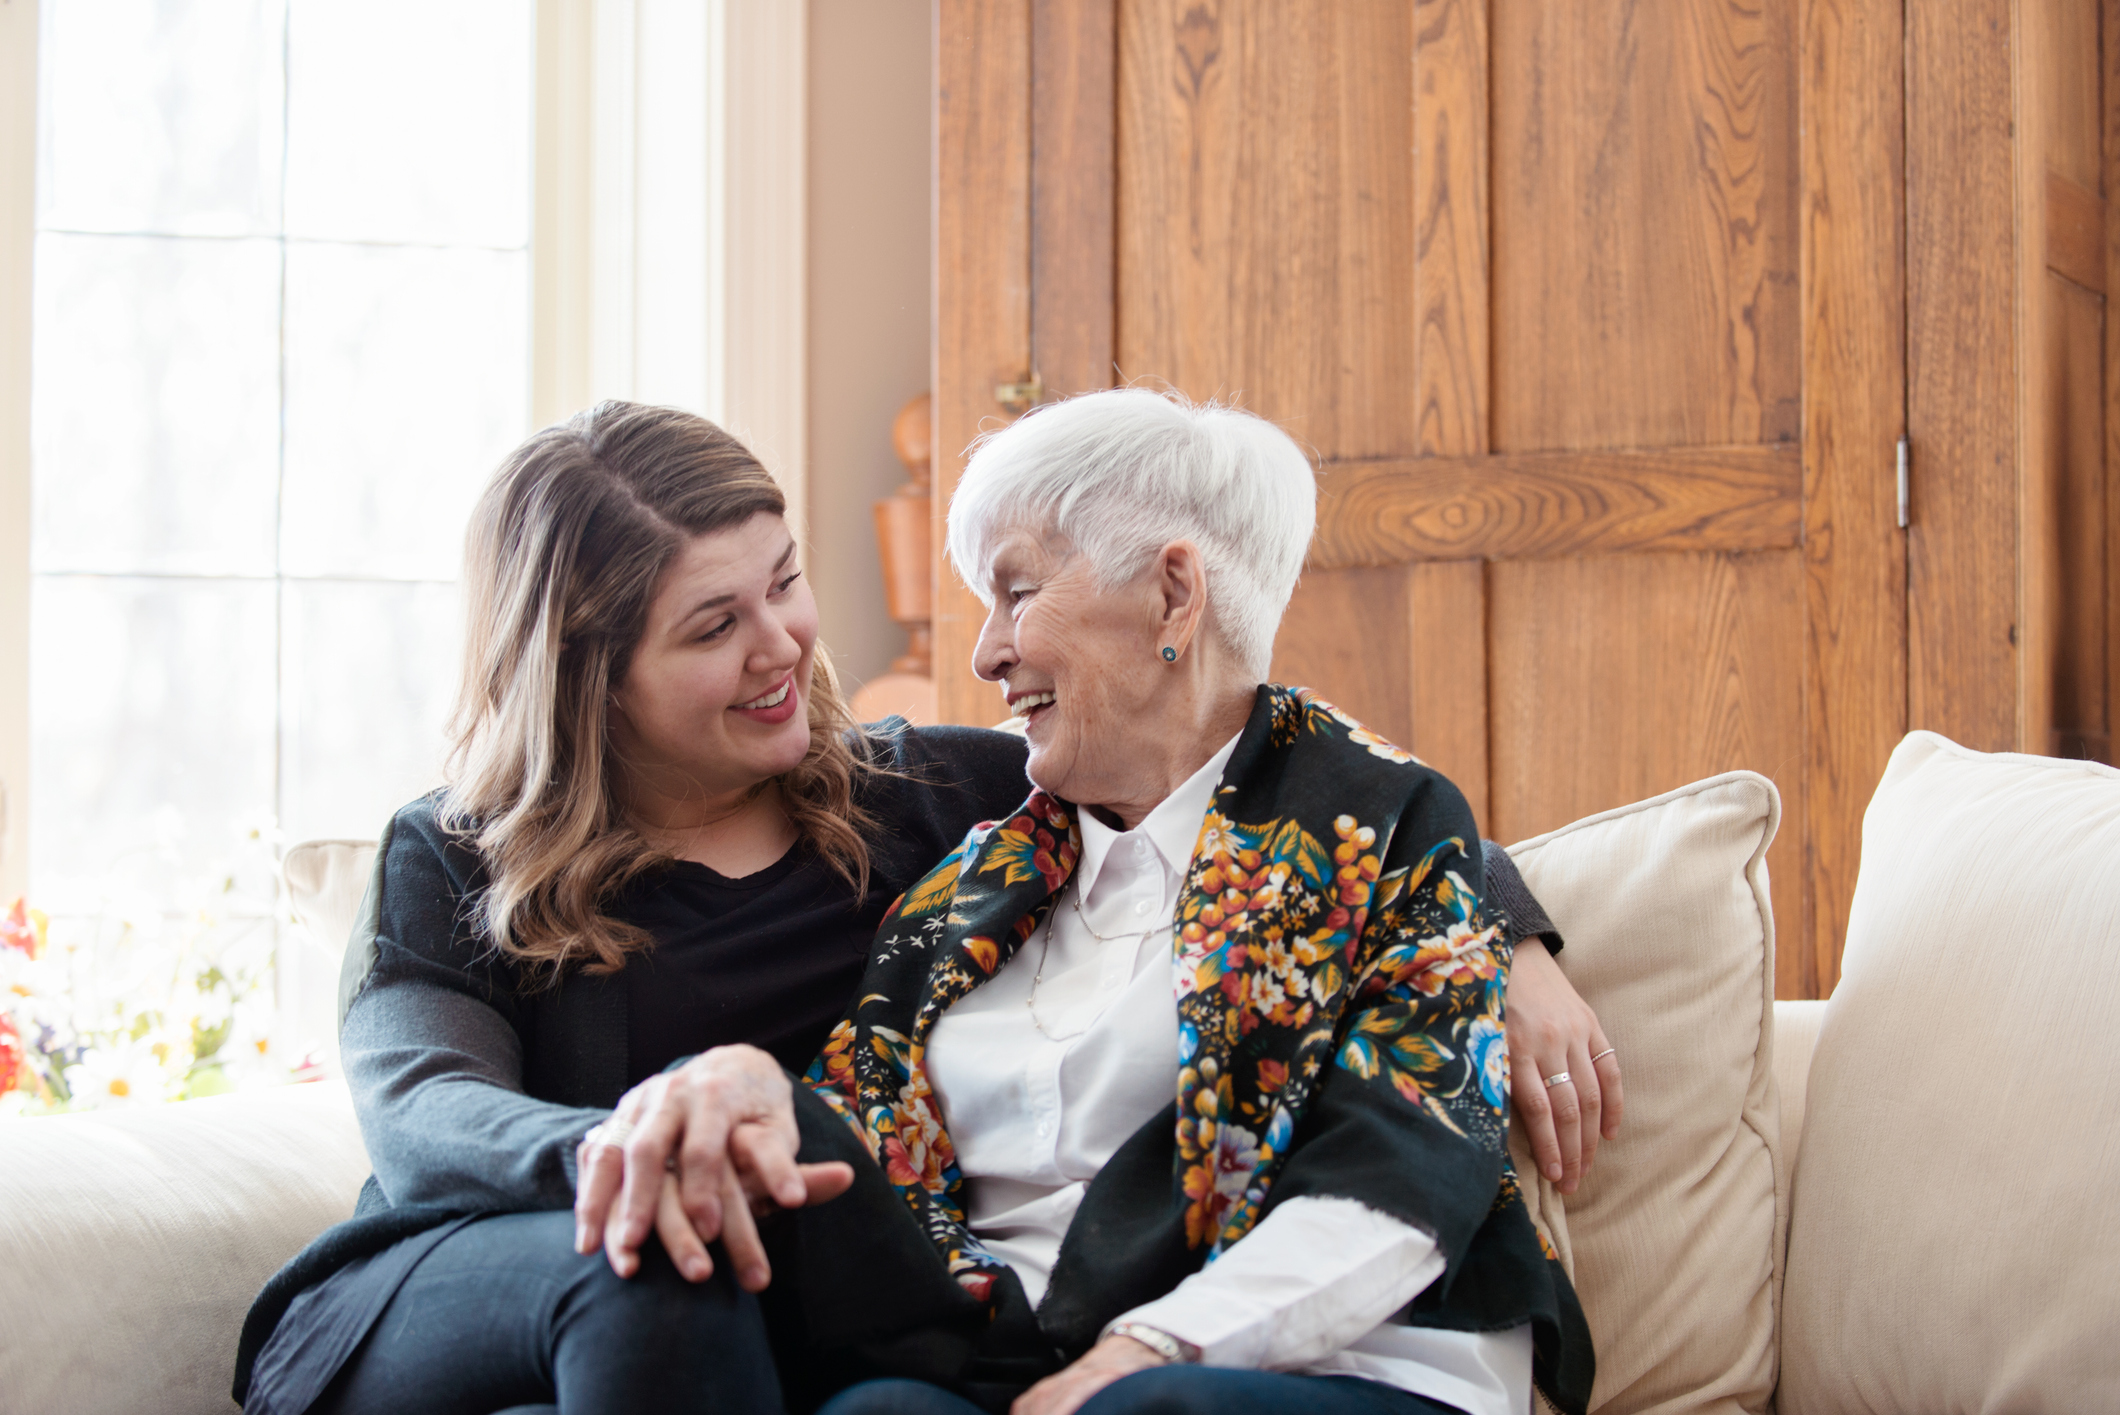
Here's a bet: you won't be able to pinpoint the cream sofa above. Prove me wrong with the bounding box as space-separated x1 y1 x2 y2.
2 731 2113 1414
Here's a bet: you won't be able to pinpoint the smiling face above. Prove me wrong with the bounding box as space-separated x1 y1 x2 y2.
608 512 817 814
971 527 1175 814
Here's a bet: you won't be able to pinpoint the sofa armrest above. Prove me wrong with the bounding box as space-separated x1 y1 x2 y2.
0 1082 371 1414
1772 998 1828 1190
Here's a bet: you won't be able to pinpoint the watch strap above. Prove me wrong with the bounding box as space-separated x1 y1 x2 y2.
1106 1320 1202 1365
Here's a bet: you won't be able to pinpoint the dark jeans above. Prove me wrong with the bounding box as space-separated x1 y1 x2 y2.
817 1371 1461 1415
309 1209 782 1415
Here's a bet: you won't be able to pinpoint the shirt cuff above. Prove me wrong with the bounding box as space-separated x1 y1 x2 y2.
1105 1195 1444 1370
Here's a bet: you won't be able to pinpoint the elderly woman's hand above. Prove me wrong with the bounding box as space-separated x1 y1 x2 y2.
1507 941 1623 1196
572 1043 853 1288
1010 1335 1169 1415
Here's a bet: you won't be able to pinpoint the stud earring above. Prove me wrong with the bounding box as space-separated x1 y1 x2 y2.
1161 646 1178 662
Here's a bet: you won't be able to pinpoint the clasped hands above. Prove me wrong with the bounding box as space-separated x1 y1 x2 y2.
572 1044 851 1291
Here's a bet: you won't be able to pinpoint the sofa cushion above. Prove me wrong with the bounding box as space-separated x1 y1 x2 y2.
0 1081 371 1414
282 838 380 961
1508 771 1783 1415
1769 999 1826 1197
1778 732 2120 1411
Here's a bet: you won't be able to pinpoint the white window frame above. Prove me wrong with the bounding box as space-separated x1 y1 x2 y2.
0 2 808 903
533 0 808 539
0 0 37 906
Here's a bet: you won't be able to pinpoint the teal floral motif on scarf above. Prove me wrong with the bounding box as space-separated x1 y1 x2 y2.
805 684 1523 1297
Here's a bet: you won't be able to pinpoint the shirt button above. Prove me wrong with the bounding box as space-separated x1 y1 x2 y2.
1036 1120 1051 1137
1133 898 1153 917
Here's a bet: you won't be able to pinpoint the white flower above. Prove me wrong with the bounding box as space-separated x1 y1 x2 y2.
1212 1123 1262 1205
66 1039 175 1109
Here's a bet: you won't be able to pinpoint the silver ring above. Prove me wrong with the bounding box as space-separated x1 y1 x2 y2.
1590 1048 1616 1065
1543 1071 1571 1089
587 1116 636 1148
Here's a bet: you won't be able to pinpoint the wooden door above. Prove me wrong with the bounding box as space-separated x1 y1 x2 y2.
933 0 1908 999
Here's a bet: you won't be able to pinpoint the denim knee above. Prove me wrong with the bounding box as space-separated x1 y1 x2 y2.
557 1238 753 1350
1076 1366 1226 1415
815 1377 987 1415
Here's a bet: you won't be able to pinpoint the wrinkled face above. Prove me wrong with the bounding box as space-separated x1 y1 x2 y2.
971 527 1165 809
610 512 817 805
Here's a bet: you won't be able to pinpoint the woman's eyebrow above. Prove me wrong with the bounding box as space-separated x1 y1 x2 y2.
674 542 798 625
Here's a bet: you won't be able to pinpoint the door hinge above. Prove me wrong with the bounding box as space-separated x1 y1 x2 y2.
994 374 1045 413
1896 437 1909 529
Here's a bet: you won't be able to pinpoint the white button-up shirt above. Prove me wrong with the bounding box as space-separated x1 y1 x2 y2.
925 736 1532 1415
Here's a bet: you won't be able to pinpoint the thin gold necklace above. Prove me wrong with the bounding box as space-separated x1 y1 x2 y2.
1024 891 1174 1038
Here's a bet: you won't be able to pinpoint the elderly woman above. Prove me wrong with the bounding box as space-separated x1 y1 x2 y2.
588 389 1595 1415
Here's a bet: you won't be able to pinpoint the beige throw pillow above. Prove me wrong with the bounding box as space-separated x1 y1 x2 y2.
282 838 380 962
1778 732 2120 1411
1508 771 1784 1415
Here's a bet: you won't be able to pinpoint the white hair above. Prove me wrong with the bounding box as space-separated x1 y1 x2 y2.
945 387 1316 678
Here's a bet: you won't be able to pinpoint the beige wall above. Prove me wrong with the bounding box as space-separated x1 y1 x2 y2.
0 2 35 903
806 0 931 692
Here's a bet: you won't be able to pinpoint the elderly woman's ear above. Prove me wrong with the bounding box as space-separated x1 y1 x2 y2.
1148 539 1209 663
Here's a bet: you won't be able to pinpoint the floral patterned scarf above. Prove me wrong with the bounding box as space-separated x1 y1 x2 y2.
804 685 1591 1412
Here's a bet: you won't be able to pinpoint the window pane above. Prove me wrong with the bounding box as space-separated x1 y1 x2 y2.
280 579 460 847
281 242 529 580
31 233 281 577
283 0 532 248
30 576 279 914
37 0 286 237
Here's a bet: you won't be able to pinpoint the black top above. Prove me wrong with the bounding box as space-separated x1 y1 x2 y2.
618 848 895 1083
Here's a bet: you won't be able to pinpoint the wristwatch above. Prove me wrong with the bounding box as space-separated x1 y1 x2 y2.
1106 1320 1202 1365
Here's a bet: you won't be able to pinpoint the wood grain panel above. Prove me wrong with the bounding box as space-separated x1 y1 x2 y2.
1798 0 1906 996
1490 0 1800 451
2022 2 2108 764
2015 0 2104 760
934 0 1031 724
1032 0 1117 397
1408 560 1490 828
1413 0 1489 456
1487 551 1806 998
1907 0 2017 751
2046 170 2107 293
1408 0 1494 841
2107 0 2120 768
1269 566 1414 755
2032 273 2110 761
1312 445 1800 569
1116 0 1417 459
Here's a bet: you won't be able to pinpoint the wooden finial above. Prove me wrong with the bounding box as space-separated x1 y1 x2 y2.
891 391 933 492
852 392 940 722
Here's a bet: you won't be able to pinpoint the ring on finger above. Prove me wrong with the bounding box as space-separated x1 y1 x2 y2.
1542 1071 1571 1088
1590 1047 1616 1064
587 1116 636 1148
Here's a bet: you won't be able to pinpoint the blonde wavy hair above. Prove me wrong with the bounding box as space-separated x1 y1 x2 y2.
442 400 877 978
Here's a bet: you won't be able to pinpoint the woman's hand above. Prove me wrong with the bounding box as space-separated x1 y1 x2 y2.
572 1043 853 1288
1011 1335 1169 1415
1507 940 1623 1196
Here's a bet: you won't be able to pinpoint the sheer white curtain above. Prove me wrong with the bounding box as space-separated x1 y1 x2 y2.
24 0 804 1057
29 0 533 1049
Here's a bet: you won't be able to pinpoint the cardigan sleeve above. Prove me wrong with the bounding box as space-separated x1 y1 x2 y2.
1481 839 1563 956
338 801 608 1212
